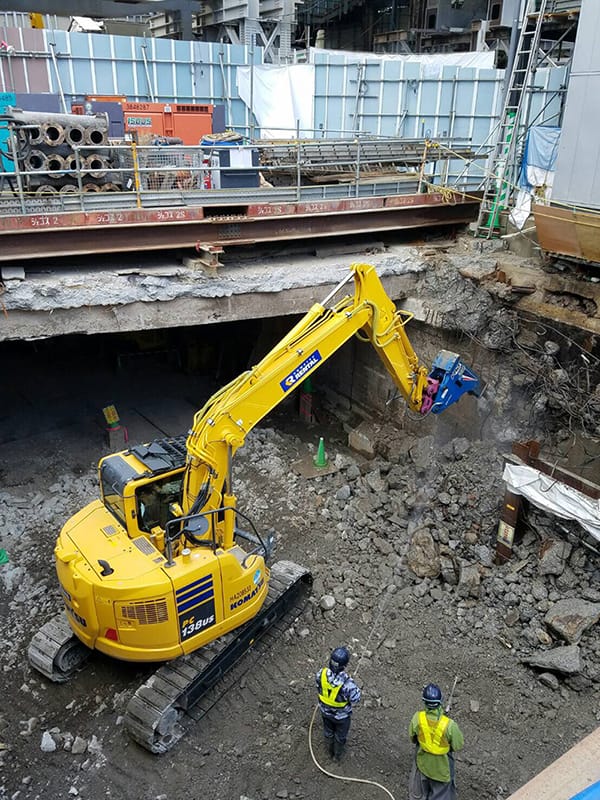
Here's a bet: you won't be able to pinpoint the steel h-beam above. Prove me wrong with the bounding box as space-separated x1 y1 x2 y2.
0 194 479 261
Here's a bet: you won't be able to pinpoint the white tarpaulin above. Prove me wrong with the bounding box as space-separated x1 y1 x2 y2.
503 463 600 540
314 47 495 78
236 64 315 139
509 126 561 229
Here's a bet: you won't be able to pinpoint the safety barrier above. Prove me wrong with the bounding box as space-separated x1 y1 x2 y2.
0 134 486 217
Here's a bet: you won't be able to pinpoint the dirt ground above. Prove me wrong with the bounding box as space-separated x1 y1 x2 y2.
1 284 599 800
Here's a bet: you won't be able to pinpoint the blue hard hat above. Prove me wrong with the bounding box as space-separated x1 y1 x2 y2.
329 646 350 673
422 683 442 707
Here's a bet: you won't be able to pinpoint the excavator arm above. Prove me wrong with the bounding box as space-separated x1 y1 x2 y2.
181 263 482 536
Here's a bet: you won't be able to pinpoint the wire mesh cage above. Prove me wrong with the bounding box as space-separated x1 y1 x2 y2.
136 146 201 191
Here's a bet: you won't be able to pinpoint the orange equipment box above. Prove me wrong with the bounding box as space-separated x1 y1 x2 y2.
122 102 214 145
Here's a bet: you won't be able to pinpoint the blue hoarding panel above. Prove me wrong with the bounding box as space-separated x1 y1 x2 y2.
0 91 16 173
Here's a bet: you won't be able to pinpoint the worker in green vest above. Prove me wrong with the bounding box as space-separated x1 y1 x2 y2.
409 683 464 800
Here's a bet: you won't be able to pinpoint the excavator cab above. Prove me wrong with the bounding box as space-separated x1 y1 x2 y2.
98 436 188 539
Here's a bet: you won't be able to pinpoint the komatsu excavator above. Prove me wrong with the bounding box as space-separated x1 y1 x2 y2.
28 263 482 753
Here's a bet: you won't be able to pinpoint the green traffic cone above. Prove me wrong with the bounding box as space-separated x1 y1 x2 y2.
314 436 328 468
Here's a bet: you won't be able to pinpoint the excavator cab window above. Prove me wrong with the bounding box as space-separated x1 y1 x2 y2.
138 487 161 531
136 477 184 533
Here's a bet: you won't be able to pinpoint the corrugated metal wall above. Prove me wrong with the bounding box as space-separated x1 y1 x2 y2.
312 50 565 138
312 53 505 139
0 25 567 185
551 0 600 210
311 50 566 184
547 0 581 12
0 27 258 132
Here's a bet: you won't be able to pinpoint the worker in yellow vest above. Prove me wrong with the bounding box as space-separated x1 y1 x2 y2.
409 683 464 800
315 646 361 762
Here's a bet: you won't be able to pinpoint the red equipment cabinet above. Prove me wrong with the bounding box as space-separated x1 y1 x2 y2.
122 102 214 144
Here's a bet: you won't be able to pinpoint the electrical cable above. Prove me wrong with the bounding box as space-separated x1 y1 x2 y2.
427 140 600 224
456 303 599 439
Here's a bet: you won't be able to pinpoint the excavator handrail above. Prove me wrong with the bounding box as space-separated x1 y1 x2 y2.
164 505 271 567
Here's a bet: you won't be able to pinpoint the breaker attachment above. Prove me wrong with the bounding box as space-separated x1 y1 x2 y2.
421 350 483 415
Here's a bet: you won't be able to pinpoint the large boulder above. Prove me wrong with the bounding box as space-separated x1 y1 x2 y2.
407 528 440 578
524 645 581 675
545 598 600 644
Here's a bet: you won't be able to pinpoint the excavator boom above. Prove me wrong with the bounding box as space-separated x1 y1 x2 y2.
182 263 482 529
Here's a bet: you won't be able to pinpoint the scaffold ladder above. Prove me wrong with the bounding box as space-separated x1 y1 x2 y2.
474 0 549 238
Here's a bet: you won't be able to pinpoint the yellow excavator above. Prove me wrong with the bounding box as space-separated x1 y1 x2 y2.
28 263 482 753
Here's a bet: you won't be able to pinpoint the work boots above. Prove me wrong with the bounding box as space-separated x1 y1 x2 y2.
332 739 345 762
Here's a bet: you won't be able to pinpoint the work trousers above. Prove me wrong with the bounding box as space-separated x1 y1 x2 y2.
409 755 457 800
321 712 352 744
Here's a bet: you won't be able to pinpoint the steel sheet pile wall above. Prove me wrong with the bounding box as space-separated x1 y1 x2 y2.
551 0 600 211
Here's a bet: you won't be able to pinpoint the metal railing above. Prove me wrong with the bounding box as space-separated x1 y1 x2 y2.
0 135 486 217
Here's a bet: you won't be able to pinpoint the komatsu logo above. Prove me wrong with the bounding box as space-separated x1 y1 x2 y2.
230 579 264 610
280 350 322 392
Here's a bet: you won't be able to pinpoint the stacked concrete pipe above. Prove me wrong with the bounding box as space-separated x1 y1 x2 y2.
2 108 117 196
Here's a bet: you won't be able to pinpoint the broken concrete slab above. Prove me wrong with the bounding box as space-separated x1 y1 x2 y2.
0 250 423 342
348 419 379 458
457 561 481 599
1 266 25 281
524 644 581 675
544 598 600 644
538 538 572 576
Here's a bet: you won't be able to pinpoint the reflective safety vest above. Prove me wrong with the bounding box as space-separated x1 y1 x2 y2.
417 711 450 755
319 670 348 708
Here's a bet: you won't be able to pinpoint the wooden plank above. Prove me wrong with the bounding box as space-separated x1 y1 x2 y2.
534 204 600 264
507 727 600 800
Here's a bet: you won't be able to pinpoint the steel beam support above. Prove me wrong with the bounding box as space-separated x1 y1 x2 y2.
0 194 479 261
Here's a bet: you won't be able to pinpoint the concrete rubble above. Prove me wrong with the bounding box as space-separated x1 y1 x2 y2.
4 426 597 691
0 237 598 800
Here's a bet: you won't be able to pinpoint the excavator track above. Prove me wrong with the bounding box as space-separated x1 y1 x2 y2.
124 560 312 754
27 612 91 683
